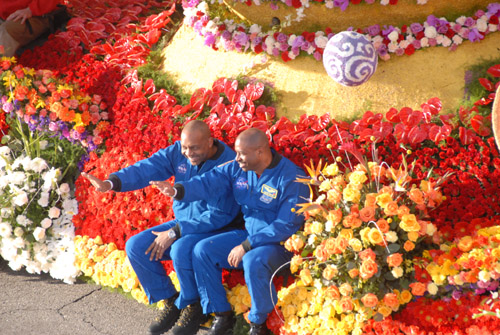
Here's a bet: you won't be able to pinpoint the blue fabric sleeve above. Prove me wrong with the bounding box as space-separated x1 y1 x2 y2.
178 164 234 203
110 143 178 192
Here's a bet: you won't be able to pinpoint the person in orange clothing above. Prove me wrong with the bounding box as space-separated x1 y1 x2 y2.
0 0 60 56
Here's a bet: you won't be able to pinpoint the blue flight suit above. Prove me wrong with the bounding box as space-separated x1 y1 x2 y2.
174 151 308 324
110 140 239 309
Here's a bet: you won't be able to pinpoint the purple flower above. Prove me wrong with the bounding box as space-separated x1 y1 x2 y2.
426 15 439 27
301 41 311 51
270 3 278 10
313 51 322 61
333 0 349 11
412 40 422 49
182 0 200 8
279 42 288 52
410 23 424 34
252 36 262 45
428 38 437 46
377 45 388 57
291 47 300 55
468 28 483 42
464 17 475 27
234 32 249 46
365 25 381 37
437 25 449 34
221 30 232 40
292 35 305 49
276 33 288 44
285 0 292 5
193 21 204 33
272 48 280 56
382 25 396 36
451 290 462 300
204 32 216 46
487 3 500 16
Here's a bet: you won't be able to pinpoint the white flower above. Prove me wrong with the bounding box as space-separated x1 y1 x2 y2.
479 270 491 282
39 140 49 150
325 0 334 9
0 221 12 237
380 0 389 5
59 183 70 194
314 35 328 49
489 24 498 32
424 26 437 39
426 223 437 236
476 17 488 32
388 30 399 42
1 208 12 218
416 0 428 4
399 40 410 49
13 192 29 206
13 236 25 248
441 36 452 47
16 215 29 227
38 192 50 207
387 42 399 52
13 227 24 237
33 227 46 241
41 218 52 229
427 282 438 295
30 157 48 173
391 267 403 278
0 146 11 157
10 171 27 185
385 231 398 243
48 207 61 219
62 199 78 215
288 34 297 46
249 24 261 35
420 37 429 47
456 16 467 26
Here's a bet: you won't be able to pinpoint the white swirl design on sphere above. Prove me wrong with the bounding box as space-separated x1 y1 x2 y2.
323 31 378 87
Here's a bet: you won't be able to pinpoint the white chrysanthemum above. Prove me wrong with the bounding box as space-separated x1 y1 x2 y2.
62 199 78 215
33 227 46 241
0 221 12 237
48 207 61 219
10 171 27 185
41 218 52 229
42 168 60 191
0 146 11 157
424 26 437 39
38 192 50 207
13 192 29 207
30 157 48 173
16 214 29 227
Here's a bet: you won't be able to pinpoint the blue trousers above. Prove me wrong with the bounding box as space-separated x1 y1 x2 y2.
192 230 292 324
125 220 221 309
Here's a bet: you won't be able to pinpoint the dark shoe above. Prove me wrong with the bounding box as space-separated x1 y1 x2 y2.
249 322 269 335
206 311 235 335
149 294 180 335
171 302 209 335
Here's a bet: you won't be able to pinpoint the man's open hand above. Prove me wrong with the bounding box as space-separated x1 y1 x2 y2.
81 172 112 192
145 231 175 261
150 180 176 197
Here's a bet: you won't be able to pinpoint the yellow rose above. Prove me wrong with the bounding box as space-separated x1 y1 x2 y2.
359 227 371 243
339 228 354 241
349 171 368 186
378 305 393 317
310 221 324 235
323 163 339 177
343 186 361 203
282 304 297 318
349 238 363 252
400 214 421 232
407 231 419 242
367 228 384 245
399 290 413 304
376 193 392 208
290 255 303 274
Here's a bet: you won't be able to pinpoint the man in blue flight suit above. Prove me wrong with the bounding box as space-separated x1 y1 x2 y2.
81 120 241 335
161 128 309 335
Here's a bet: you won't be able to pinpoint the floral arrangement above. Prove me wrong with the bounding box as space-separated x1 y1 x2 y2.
0 146 79 283
183 1 500 62
277 156 446 334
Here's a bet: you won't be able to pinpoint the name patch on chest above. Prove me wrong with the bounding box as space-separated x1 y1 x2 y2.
177 163 187 174
261 184 278 199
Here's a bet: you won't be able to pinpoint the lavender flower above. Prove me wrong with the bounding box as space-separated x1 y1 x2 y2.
468 28 483 42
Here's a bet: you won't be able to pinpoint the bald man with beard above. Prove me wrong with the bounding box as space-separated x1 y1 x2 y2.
82 120 241 335
163 128 309 335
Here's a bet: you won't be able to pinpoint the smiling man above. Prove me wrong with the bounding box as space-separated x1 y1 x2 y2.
163 128 309 335
82 120 241 335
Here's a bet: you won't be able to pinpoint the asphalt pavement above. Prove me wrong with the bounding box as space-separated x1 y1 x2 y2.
0 257 210 335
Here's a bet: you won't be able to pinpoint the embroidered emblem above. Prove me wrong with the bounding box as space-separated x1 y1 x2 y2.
261 184 278 199
235 177 248 190
177 163 187 174
260 194 273 204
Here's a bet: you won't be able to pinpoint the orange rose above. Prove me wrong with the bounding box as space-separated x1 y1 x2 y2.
342 213 362 228
290 255 303 274
397 205 411 217
409 188 425 205
384 201 399 216
327 209 343 226
299 269 313 286
340 297 354 312
322 265 338 280
339 283 353 296
365 193 377 208
383 293 399 308
378 305 393 317
375 219 390 233
359 248 376 261
315 244 329 262
285 234 305 253
386 253 403 268
348 268 359 278
360 258 378 280
407 231 419 242
325 285 340 299
376 193 392 208
409 282 426 296
361 293 379 308
399 290 413 304
324 238 336 254
359 206 376 222
404 240 415 252
335 237 348 254
457 236 474 252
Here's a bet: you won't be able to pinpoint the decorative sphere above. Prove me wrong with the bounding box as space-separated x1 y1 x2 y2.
322 31 378 86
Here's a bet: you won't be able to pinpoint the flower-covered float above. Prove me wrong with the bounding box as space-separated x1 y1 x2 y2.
1 0 500 334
